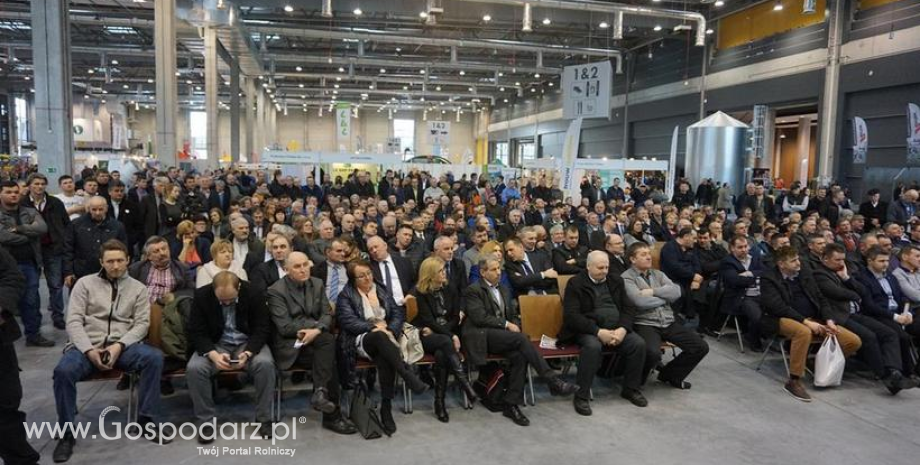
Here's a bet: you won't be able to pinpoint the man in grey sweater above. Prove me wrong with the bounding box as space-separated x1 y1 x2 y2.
621 242 709 389
893 245 920 310
52 240 167 463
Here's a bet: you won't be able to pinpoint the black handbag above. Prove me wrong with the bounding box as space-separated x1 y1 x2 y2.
473 362 508 412
349 385 388 440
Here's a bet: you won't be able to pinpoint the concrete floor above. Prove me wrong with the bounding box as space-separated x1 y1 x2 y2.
11 291 920 465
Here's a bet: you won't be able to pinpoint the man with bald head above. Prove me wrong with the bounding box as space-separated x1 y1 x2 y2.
267 252 356 434
560 251 648 414
367 236 414 308
64 195 128 286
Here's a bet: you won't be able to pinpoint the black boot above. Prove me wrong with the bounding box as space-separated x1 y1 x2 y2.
397 362 430 395
380 399 397 435
434 368 450 423
446 352 478 403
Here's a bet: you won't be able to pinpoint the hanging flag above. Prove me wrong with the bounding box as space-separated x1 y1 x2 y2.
908 103 920 165
560 117 583 202
666 125 679 200
852 116 868 164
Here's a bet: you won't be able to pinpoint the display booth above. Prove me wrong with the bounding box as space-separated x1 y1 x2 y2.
262 150 402 183
523 157 670 203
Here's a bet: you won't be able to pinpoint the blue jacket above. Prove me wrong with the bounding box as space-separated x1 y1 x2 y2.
660 240 701 286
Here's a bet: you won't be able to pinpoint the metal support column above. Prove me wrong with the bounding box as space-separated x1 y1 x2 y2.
817 0 844 182
245 77 255 161
204 27 220 170
154 0 178 167
230 58 240 164
31 0 73 185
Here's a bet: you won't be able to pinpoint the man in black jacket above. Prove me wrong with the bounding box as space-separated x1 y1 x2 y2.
813 243 918 394
248 233 290 294
859 188 888 230
561 251 647 415
186 273 276 441
604 233 629 277
141 176 169 238
719 236 766 351
107 180 142 258
504 237 558 297
552 226 588 275
462 257 576 427
760 246 862 401
660 228 703 318
432 236 469 298
0 245 38 465
63 196 128 287
694 230 728 335
21 173 70 329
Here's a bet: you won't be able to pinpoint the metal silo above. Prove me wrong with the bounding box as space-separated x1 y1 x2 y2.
685 111 749 195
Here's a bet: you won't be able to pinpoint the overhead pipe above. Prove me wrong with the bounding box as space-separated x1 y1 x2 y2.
246 25 623 63
276 72 524 91
522 3 533 32
453 0 707 46
613 11 624 40
271 52 559 75
274 85 495 100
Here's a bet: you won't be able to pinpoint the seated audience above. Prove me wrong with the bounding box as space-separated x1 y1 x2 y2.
52 240 166 462
462 257 577 427
186 271 276 443
266 252 356 434
561 251 648 414
621 242 709 389
812 243 918 394
409 257 479 423
719 236 766 351
335 260 429 435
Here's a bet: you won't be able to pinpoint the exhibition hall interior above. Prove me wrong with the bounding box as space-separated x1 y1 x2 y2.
1 0 920 464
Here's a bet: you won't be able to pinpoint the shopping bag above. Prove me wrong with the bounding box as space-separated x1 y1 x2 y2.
814 335 845 387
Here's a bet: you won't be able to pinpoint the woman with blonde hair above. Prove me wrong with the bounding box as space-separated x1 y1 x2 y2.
196 239 248 288
409 257 478 423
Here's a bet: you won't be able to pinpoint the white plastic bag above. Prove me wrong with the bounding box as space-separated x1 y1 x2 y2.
814 335 845 387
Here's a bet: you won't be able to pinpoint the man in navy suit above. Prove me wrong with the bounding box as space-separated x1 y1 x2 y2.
856 246 919 376
719 235 766 351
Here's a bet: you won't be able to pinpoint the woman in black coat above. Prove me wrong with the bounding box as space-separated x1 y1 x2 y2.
408 257 478 423
335 260 428 435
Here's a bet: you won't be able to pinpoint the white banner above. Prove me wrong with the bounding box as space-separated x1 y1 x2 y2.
560 117 584 201
562 61 612 120
908 103 920 165
853 116 868 164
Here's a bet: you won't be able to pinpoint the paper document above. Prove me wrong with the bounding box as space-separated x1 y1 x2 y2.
293 340 305 349
540 335 558 350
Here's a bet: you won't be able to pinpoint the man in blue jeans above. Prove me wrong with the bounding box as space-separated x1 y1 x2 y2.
52 240 169 463
21 173 71 330
0 180 51 347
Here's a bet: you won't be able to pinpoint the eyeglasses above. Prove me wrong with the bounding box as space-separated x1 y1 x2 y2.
355 272 374 280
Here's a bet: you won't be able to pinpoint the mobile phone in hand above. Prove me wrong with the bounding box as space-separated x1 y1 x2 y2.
101 351 111 365
228 359 240 364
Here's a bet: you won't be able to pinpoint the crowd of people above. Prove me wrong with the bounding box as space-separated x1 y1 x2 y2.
0 164 919 465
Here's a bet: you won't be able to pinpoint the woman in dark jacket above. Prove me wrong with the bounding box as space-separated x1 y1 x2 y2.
409 257 478 423
335 260 428 435
168 219 212 271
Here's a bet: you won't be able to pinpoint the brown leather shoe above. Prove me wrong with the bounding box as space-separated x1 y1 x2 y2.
784 378 812 402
